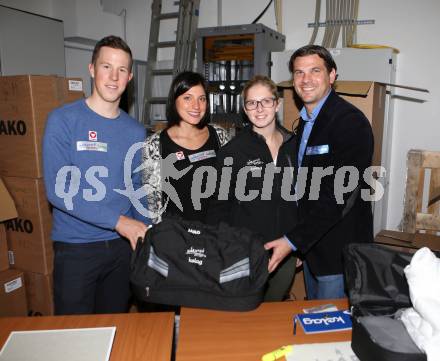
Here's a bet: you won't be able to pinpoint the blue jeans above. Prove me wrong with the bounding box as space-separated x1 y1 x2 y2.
303 262 346 300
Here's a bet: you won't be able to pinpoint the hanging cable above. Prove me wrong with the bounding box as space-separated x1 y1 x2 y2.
217 0 222 26
251 0 274 24
351 0 360 45
327 0 336 47
332 0 343 47
309 0 321 45
346 0 352 46
274 0 282 33
330 0 337 47
333 0 342 47
341 0 347 47
347 0 356 46
321 0 329 46
332 0 339 47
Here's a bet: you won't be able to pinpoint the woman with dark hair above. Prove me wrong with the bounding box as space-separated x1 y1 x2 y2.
142 71 230 224
207 75 298 301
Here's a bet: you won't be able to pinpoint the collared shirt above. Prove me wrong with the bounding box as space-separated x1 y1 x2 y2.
286 90 332 251
297 90 331 168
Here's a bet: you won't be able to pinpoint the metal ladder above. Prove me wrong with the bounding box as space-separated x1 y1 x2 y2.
142 0 200 126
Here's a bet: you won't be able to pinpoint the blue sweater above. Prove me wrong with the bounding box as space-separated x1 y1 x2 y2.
43 99 147 243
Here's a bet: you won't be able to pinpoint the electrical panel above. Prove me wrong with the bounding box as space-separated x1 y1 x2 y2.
196 24 285 127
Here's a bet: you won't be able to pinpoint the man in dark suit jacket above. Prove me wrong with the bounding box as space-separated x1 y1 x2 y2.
264 45 374 299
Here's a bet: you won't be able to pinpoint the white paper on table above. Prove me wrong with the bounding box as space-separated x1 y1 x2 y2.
0 327 116 361
286 341 359 361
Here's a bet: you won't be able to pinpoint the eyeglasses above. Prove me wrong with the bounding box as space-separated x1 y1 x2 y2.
244 98 276 111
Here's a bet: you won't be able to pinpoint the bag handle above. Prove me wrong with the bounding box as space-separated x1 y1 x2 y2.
130 228 151 271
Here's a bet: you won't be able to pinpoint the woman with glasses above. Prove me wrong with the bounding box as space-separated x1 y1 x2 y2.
207 75 298 301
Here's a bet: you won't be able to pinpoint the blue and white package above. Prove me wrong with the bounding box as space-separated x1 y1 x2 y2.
295 309 352 334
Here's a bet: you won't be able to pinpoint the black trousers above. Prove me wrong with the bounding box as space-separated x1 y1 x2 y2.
53 238 131 315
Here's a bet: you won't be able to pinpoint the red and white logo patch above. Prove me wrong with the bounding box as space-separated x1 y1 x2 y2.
175 151 185 160
88 131 97 141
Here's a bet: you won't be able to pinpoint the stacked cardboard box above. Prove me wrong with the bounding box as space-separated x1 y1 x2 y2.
0 177 27 315
0 178 15 271
2 176 53 274
0 224 8 271
0 269 27 316
0 75 84 315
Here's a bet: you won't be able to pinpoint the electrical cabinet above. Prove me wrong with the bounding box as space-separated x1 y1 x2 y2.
196 24 285 126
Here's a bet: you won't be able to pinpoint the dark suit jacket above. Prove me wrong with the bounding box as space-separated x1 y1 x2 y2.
286 90 374 276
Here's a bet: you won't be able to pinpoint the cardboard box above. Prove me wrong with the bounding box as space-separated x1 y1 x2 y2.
2 176 53 274
0 176 18 271
0 176 18 221
23 270 54 316
0 75 84 178
278 80 386 166
0 268 27 316
0 224 8 271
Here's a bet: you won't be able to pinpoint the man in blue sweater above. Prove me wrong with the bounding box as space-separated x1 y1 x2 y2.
43 35 149 314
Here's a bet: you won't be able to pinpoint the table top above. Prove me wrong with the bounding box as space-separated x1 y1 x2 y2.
0 312 174 361
177 299 350 361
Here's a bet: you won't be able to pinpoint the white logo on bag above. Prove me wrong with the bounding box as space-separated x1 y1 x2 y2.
188 258 203 265
187 228 201 235
186 246 206 266
186 247 206 258
246 158 264 166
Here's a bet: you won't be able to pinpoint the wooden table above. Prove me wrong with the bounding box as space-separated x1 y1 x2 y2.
0 312 174 361
177 299 350 361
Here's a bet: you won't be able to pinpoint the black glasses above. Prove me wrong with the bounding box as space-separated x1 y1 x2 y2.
244 98 276 111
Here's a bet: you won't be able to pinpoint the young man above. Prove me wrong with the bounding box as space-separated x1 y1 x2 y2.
265 45 374 299
43 35 149 314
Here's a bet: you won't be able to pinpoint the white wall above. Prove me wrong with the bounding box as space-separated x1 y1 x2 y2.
0 0 438 230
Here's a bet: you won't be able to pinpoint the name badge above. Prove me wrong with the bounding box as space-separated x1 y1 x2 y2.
306 144 329 155
188 149 216 163
76 141 108 152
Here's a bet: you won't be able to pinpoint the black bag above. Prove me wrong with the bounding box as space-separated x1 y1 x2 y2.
130 218 269 311
343 243 426 361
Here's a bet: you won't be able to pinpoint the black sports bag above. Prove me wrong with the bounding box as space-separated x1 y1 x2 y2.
343 243 427 361
130 218 269 311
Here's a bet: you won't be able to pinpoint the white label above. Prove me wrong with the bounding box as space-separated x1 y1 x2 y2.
8 250 15 265
77 141 108 152
68 79 83 92
188 149 216 163
4 277 22 293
